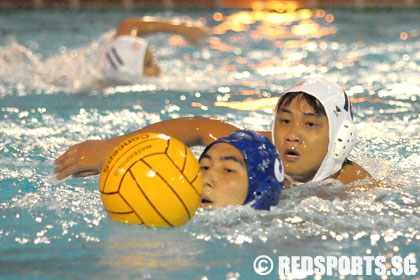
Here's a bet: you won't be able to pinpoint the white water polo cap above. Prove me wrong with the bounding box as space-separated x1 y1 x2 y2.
102 35 148 82
273 77 357 182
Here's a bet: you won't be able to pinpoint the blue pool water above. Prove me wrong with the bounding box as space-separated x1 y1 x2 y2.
1 7 420 280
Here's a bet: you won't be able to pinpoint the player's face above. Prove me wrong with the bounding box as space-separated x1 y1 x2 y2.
143 47 160 77
199 143 248 208
273 96 329 182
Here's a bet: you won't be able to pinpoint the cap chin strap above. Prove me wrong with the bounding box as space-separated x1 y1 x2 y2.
284 174 304 186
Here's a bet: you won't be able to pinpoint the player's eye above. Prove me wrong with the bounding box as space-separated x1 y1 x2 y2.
200 165 209 171
224 168 236 173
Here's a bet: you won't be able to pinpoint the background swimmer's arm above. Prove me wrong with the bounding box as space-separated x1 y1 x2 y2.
116 17 209 45
53 117 242 180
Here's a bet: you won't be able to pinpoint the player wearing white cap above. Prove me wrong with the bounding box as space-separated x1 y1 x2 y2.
270 77 367 187
102 17 209 82
54 77 376 190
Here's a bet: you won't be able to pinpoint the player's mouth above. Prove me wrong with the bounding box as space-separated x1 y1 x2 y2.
283 149 301 162
199 198 213 208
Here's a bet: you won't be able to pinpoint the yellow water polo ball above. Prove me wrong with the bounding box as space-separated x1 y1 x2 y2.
99 133 203 227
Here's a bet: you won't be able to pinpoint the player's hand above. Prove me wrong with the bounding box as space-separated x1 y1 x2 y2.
183 25 210 46
53 139 114 180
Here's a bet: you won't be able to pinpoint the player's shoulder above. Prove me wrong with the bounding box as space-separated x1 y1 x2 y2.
336 159 372 185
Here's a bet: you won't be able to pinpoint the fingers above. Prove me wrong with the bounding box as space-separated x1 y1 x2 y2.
53 150 78 175
54 144 79 165
53 144 84 180
53 158 74 180
54 161 98 180
52 139 107 180
54 164 76 180
53 157 83 180
72 169 100 178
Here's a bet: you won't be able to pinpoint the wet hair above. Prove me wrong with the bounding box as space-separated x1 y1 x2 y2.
276 92 326 116
343 159 353 167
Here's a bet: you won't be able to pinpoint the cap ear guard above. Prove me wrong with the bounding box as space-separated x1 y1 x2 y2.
333 120 357 161
250 175 281 210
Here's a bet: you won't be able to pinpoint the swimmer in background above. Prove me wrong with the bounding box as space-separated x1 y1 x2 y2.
198 130 283 210
101 17 209 83
53 77 377 191
0 17 209 89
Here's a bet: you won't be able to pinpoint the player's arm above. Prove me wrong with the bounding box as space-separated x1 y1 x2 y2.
53 117 241 180
116 17 209 45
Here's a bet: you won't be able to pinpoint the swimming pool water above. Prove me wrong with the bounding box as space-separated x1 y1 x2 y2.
1 7 419 280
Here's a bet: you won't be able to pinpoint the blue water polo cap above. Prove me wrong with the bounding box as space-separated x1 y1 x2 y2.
200 130 284 210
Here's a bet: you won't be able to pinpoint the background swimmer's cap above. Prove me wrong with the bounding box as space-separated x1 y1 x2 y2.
273 77 357 182
102 35 148 83
200 130 284 210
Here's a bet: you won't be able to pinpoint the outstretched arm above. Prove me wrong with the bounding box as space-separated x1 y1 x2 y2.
116 17 209 45
53 117 241 180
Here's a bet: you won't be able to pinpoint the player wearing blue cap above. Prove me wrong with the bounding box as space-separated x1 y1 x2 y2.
198 130 284 210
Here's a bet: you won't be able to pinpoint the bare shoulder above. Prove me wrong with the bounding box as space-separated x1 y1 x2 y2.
337 160 373 185
331 160 387 198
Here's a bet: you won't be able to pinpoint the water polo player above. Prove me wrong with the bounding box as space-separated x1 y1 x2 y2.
271 77 373 187
102 17 209 83
53 77 375 189
198 130 284 210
